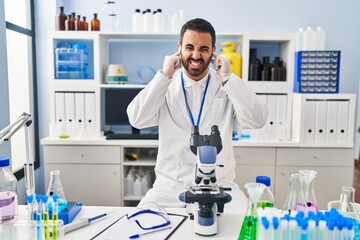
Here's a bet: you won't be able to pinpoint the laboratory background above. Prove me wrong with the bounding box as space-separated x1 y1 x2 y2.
1 0 360 223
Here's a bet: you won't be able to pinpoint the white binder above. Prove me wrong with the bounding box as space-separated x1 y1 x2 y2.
257 94 268 140
75 92 85 127
266 95 278 140
85 92 96 136
65 92 75 124
55 92 65 124
337 100 349 142
315 100 327 142
326 101 338 142
276 95 287 140
304 100 316 142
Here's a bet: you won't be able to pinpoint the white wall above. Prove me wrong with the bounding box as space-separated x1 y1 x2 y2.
34 0 360 193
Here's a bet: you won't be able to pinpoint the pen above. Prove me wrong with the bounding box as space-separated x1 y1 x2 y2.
129 226 173 239
63 211 115 233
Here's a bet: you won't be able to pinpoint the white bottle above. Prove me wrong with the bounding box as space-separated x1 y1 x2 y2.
133 177 142 196
303 26 316 51
315 26 326 50
296 27 304 52
125 174 134 196
143 9 153 32
154 9 165 33
171 13 180 33
132 9 142 32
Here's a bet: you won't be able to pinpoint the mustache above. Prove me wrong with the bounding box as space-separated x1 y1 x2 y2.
186 58 205 63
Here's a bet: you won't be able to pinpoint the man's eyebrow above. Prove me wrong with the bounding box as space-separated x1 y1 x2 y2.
184 43 194 48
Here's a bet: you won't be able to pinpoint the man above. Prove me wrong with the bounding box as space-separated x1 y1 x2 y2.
127 18 268 208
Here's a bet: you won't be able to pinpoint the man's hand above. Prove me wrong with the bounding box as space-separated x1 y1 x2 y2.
162 50 181 79
212 52 231 81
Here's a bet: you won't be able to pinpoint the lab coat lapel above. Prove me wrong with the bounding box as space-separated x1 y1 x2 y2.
171 75 192 126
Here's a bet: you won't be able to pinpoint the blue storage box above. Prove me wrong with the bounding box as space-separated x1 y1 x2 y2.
294 51 341 93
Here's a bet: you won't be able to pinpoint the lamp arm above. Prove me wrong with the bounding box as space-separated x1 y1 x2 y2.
0 112 32 142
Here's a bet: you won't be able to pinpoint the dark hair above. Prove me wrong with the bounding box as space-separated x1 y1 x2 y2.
179 18 216 47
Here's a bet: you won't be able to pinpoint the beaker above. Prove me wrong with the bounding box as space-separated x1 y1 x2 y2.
47 170 68 212
299 169 318 214
238 182 266 240
283 172 306 214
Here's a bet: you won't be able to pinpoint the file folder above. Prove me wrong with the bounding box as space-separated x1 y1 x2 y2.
266 95 278 140
315 100 327 142
75 92 86 128
276 95 287 141
326 100 338 142
257 94 267 140
304 100 316 142
337 100 349 142
55 92 65 124
85 92 96 136
65 92 75 124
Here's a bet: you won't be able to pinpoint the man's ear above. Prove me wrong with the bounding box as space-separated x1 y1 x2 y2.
177 43 181 51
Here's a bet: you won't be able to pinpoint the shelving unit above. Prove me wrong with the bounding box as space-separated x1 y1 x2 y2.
42 31 355 208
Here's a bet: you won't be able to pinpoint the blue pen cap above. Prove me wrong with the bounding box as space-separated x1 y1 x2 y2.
256 176 271 187
0 157 10 167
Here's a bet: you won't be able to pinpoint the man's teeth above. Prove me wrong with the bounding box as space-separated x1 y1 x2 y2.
190 60 201 66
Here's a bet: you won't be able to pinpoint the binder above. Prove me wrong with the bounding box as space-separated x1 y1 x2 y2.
75 92 86 128
337 100 349 142
315 100 327 142
65 92 75 124
257 94 267 140
304 100 316 142
85 92 96 136
276 95 287 140
266 95 278 140
326 100 338 142
55 92 65 124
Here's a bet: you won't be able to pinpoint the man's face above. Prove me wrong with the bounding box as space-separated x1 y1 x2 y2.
178 30 215 81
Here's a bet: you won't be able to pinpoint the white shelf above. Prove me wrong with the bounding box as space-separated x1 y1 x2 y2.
123 160 156 166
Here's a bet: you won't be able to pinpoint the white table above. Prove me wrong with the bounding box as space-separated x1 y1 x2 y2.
17 205 246 239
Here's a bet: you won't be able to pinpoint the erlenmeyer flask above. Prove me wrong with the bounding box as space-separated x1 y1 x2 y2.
339 186 358 214
283 172 306 214
299 169 318 214
238 182 266 240
47 170 68 212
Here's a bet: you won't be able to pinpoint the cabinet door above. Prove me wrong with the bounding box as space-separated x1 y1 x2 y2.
275 166 353 210
44 163 121 206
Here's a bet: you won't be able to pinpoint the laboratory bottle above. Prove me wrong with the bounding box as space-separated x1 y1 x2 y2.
154 9 165 33
261 56 271 81
91 13 100 31
219 41 242 78
143 9 153 32
46 170 68 212
303 26 316 51
132 9 142 32
282 172 306 214
125 173 134 196
0 157 18 222
271 57 281 81
65 13 76 31
82 16 88 31
238 182 266 240
315 26 326 50
295 27 304 52
55 6 67 31
133 177 142 196
75 15 82 31
256 176 275 209
299 169 318 214
278 60 286 81
338 186 358 214
249 48 261 81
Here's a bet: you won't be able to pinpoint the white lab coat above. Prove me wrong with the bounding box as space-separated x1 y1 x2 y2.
127 68 268 208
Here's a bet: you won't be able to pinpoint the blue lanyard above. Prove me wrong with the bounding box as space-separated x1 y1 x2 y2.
181 71 210 127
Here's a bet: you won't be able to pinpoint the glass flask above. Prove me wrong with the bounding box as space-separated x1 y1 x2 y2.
256 175 275 209
47 170 68 212
238 182 266 240
299 169 318 214
283 172 306 214
339 186 358 214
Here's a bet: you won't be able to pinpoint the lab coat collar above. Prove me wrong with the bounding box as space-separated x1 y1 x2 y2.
182 69 209 89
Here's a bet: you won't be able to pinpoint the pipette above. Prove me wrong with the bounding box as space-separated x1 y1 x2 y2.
63 211 116 233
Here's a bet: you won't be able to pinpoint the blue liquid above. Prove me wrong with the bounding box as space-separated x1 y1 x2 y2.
48 199 68 213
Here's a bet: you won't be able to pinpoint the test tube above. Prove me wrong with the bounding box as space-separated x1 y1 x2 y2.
52 194 59 240
42 195 50 240
27 195 35 221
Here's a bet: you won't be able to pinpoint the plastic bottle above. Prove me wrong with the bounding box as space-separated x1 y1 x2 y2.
315 26 326 50
219 42 242 78
143 9 153 32
124 173 134 196
55 6 67 31
133 177 142 196
303 26 316 51
91 13 100 31
0 157 18 222
46 170 68 212
256 176 275 209
249 48 261 81
295 27 304 52
154 9 165 33
132 9 142 32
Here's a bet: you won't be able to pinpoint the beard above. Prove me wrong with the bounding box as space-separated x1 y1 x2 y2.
181 54 212 78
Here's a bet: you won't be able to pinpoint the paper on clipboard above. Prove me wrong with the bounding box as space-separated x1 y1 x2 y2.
91 209 187 240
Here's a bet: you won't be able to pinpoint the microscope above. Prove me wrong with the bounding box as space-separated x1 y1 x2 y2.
179 125 232 236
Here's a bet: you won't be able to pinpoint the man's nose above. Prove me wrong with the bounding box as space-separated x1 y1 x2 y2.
192 49 202 59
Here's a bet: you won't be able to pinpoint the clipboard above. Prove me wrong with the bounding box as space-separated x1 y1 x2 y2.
90 210 187 240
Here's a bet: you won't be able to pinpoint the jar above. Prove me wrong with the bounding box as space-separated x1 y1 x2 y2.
0 157 18 222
